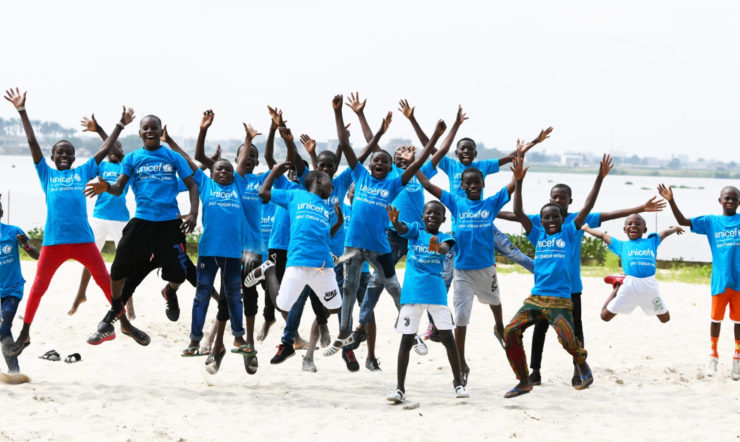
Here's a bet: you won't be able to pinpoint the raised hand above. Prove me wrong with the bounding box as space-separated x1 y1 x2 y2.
599 154 614 178
3 88 26 110
510 156 529 181
84 177 109 197
398 145 416 164
161 124 171 142
642 196 666 212
332 94 343 111
120 106 135 126
210 145 222 162
532 127 553 145
657 184 673 201
380 111 393 133
81 114 98 132
455 105 468 126
516 139 529 157
428 236 440 253
274 160 293 175
267 106 285 129
398 99 414 119
346 92 366 114
433 119 447 137
581 223 593 232
300 134 316 155
671 226 685 235
386 205 400 224
201 109 215 130
243 123 262 141
278 127 293 142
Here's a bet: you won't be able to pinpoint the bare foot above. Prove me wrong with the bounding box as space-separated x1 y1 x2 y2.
125 299 136 321
294 334 308 350
256 320 275 341
68 293 87 316
302 355 317 372
319 324 331 348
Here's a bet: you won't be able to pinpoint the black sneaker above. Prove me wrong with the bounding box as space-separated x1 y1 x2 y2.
342 349 360 372
270 343 295 364
365 356 381 371
530 369 542 386
162 285 180 322
349 327 368 350
87 310 117 345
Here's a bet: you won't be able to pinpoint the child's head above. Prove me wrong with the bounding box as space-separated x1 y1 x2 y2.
305 170 333 199
50 140 76 170
139 115 163 149
540 202 565 234
422 200 446 233
623 214 647 240
286 160 309 183
455 138 477 166
316 150 339 178
369 150 393 179
461 167 485 200
719 186 739 216
235 144 260 174
347 182 355 203
393 146 414 170
212 159 234 185
549 184 573 213
107 142 124 164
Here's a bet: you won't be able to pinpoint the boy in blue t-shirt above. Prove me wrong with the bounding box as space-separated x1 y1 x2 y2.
385 203 469 403
658 183 740 380
0 199 39 377
582 215 683 323
502 155 612 398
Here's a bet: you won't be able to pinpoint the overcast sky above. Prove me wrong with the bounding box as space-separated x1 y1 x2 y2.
2 0 739 160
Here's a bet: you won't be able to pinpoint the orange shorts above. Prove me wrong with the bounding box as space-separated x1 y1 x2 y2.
711 287 740 322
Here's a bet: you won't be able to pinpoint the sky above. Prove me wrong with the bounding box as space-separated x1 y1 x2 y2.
1 0 739 160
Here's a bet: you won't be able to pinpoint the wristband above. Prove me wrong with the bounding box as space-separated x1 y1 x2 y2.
17 106 25 112
116 121 125 129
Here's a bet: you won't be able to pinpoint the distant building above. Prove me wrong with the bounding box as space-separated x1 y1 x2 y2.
562 153 585 167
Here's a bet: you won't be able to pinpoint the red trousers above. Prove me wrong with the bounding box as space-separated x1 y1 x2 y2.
24 243 112 324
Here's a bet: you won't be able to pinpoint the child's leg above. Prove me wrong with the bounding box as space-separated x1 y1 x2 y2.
358 252 401 328
439 330 462 387
71 268 92 316
601 285 620 321
452 270 475 375
240 252 262 346
355 272 376 360
396 334 415 393
187 256 218 351
22 245 69 325
529 320 549 375
279 286 311 348
221 257 245 339
338 247 365 337
544 304 591 388
502 302 543 383
1 296 21 372
72 243 113 304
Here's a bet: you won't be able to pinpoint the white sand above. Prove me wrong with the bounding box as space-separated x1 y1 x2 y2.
0 261 738 441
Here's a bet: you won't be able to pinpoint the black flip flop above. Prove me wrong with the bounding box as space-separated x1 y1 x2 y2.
39 349 60 361
64 353 82 363
205 348 226 375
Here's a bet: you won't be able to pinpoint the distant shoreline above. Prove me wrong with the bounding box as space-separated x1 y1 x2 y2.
527 164 739 179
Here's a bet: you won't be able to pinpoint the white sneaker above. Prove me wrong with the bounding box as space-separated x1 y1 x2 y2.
455 385 469 398
732 359 740 381
705 356 718 377
387 389 405 404
413 335 428 356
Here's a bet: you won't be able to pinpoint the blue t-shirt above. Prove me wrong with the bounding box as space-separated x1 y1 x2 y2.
343 203 370 273
0 224 26 297
121 145 194 221
345 164 404 253
271 189 334 268
92 161 130 222
326 168 353 256
440 187 511 270
234 172 270 254
388 161 437 230
608 233 660 278
260 203 276 262
36 157 98 246
529 212 601 293
268 171 306 251
691 214 740 295
527 222 577 298
399 222 455 305
192 169 244 259
438 156 500 199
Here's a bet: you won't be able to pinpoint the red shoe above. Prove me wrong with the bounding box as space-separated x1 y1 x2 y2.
603 274 625 288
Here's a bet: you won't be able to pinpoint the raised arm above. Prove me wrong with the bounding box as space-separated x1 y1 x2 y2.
398 99 430 146
401 120 446 184
300 134 318 169
266 106 285 169
429 106 468 167
82 114 125 160
331 202 344 238
511 156 533 234
346 92 373 142
162 125 198 172
333 95 360 170
194 109 216 169
4 88 42 164
659 225 684 241
259 161 291 203
357 112 392 164
236 123 262 176
573 154 613 228
657 184 692 227
581 224 611 245
599 196 666 222
279 127 304 177
499 127 553 166
496 211 519 222
386 205 409 235
92 106 135 164
417 170 443 200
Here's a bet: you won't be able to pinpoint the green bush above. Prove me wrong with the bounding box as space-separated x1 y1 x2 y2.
27 227 44 240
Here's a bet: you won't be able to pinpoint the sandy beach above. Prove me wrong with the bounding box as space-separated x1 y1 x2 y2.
1 260 737 441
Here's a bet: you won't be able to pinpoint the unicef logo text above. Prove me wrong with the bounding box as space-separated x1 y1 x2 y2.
1 244 12 255
537 237 566 248
555 239 566 248
360 185 389 198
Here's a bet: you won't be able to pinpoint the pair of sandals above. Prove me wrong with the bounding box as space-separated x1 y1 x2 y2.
39 350 81 363
203 344 259 375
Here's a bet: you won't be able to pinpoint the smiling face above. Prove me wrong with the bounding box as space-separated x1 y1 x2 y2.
317 151 338 177
235 144 259 174
393 147 413 169
540 205 564 234
455 139 477 166
139 116 163 149
212 160 234 185
51 141 76 170
422 202 446 234
461 169 484 200
623 214 647 240
369 151 393 179
549 185 573 214
719 187 739 216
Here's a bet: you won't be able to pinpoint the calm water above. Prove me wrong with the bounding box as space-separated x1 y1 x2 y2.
1 155 736 262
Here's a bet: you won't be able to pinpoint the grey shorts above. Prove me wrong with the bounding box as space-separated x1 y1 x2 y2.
453 266 501 326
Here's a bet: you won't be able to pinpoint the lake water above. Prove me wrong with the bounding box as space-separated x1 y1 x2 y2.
1 155 736 262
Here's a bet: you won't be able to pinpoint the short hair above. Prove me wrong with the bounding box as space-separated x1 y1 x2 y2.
213 158 233 169
721 186 740 197
235 144 258 158
372 149 393 162
317 150 339 165
51 140 75 155
551 183 572 198
540 202 566 218
304 170 327 190
625 213 646 225
456 137 476 148
461 167 484 182
140 115 162 127
424 200 446 215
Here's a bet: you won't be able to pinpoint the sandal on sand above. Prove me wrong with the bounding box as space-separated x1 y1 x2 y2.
122 326 151 346
181 347 205 357
231 344 257 356
64 353 82 363
244 261 275 288
39 350 60 361
574 369 594 390
236 344 258 375
205 348 226 375
322 334 354 357
504 386 532 399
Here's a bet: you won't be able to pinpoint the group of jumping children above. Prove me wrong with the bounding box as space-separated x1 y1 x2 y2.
1 87 738 400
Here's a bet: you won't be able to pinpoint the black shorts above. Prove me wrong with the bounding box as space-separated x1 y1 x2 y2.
110 218 188 283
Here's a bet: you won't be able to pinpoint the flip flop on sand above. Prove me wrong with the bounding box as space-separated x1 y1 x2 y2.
230 344 257 356
205 348 226 375
504 386 532 399
39 350 60 361
64 353 82 363
323 335 354 357
181 347 206 357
